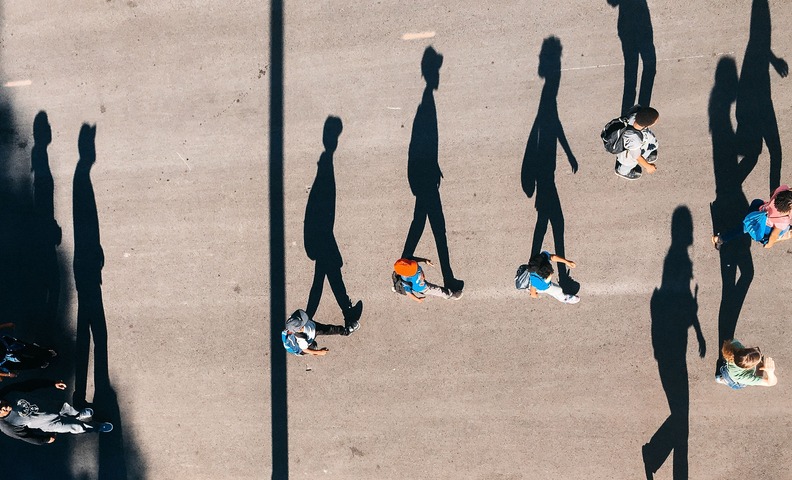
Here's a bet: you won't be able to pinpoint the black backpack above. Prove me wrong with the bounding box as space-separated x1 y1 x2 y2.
391 271 408 295
515 264 531 290
601 116 636 154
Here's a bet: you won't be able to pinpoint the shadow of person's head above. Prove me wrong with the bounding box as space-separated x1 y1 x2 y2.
322 116 343 154
671 206 693 248
713 57 739 103
33 111 51 146
606 0 620 6
421 46 443 90
78 123 96 165
538 36 562 79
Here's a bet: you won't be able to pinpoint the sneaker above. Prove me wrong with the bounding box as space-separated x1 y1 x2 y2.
615 167 642 180
450 290 463 300
98 422 113 433
715 375 726 385
444 278 465 292
77 408 94 421
40 362 49 369
645 150 658 164
344 301 363 325
344 321 360 336
49 349 58 358
563 294 580 304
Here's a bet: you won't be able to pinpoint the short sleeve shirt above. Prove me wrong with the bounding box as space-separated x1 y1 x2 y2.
282 320 317 354
761 185 791 230
725 340 765 386
529 252 553 291
401 266 427 294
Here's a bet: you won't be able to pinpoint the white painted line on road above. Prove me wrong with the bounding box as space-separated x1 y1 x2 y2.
561 51 735 72
176 152 192 171
386 107 401 110
402 31 435 41
3 80 32 87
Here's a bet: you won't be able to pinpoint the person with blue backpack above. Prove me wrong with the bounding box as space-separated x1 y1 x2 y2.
392 257 462 303
712 184 792 249
716 339 777 388
281 309 358 357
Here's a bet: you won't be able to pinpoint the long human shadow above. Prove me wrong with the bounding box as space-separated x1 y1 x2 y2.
71 124 145 479
304 116 359 319
643 206 705 480
735 0 787 194
708 58 755 376
401 46 463 292
521 36 579 295
607 0 657 115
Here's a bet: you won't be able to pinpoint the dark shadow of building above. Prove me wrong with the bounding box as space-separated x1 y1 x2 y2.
521 36 579 294
401 46 463 292
643 206 706 480
608 0 657 115
735 0 787 194
304 116 362 322
708 58 755 376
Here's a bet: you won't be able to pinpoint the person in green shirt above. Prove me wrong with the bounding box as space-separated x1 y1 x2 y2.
717 339 777 388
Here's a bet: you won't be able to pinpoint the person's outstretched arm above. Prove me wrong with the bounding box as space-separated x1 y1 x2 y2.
549 255 576 268
759 357 778 386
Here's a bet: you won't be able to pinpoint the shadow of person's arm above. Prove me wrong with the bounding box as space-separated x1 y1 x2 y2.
770 51 788 78
558 124 578 173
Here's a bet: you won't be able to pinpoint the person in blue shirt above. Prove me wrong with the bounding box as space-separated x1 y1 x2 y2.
526 251 580 304
394 258 462 303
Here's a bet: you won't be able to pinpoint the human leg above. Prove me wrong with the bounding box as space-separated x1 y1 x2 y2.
422 281 453 299
540 283 579 304
313 321 346 336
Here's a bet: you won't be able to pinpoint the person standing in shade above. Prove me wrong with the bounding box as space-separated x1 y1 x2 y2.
615 106 659 180
281 309 358 357
0 379 112 445
716 339 777 388
0 323 57 380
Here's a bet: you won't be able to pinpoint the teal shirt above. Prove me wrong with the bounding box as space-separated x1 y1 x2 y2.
726 340 765 386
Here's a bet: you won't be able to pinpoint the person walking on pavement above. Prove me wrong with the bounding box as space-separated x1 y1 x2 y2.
281 309 359 357
393 257 462 303
615 106 659 180
522 251 580 304
0 379 112 445
716 339 777 388
0 323 57 380
712 184 792 249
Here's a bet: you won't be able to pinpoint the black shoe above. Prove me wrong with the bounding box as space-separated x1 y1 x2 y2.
615 167 642 180
344 321 360 336
645 150 658 164
343 301 363 325
444 278 464 292
641 444 654 480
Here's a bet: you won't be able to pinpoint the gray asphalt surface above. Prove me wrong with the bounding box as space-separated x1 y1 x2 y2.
1 1 790 479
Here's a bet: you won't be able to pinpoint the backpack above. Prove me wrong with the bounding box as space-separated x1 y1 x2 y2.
515 264 531 290
742 210 769 243
281 331 303 356
601 116 639 154
718 364 746 390
391 271 408 295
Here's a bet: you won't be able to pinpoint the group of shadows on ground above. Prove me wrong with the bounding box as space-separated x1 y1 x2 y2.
0 102 143 477
269 0 785 478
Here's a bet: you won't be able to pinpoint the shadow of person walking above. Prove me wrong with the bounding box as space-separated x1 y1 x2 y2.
304 116 363 324
30 112 63 331
608 0 657 115
521 36 579 295
735 0 787 194
401 46 464 293
72 124 143 479
643 206 706 480
709 58 755 377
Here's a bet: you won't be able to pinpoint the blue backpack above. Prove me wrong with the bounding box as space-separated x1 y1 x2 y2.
281 331 303 356
742 210 769 243
718 364 746 390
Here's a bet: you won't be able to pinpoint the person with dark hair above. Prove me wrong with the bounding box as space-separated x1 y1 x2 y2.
0 323 57 380
281 309 357 357
716 339 777 388
615 105 660 180
712 184 792 249
525 251 579 304
0 379 112 445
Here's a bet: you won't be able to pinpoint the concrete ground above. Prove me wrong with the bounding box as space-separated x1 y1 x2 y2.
0 1 790 479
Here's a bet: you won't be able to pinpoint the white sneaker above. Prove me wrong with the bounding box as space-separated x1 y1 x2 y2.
563 294 580 304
